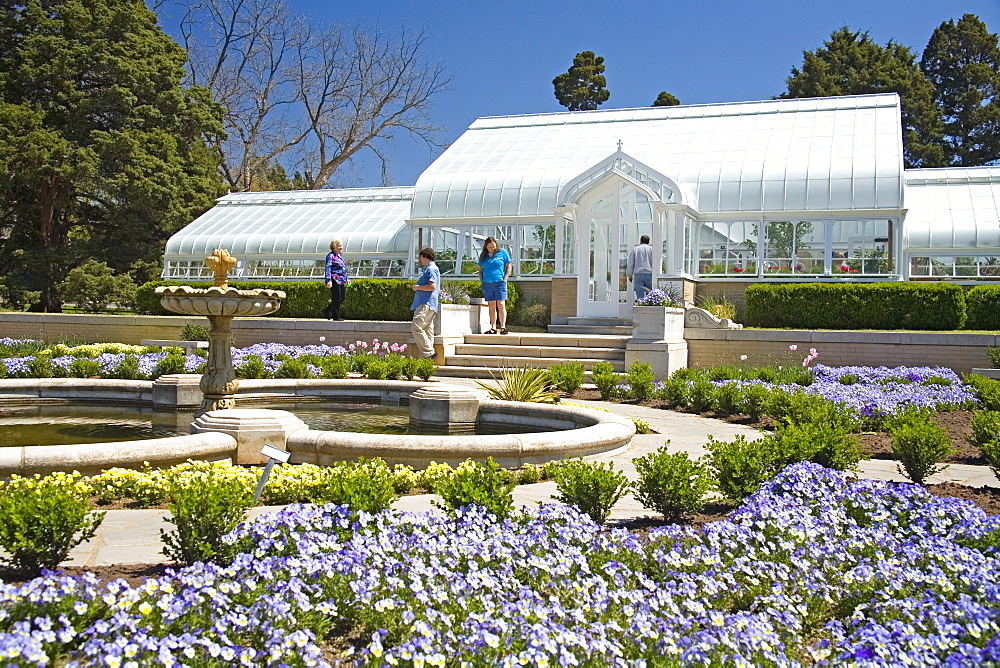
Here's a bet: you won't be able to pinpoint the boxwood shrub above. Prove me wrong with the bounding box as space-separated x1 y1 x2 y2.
743 282 966 330
136 278 520 321
965 285 1000 330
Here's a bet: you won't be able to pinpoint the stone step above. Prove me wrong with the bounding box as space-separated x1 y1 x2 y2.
432 365 609 380
443 355 626 372
547 324 634 335
463 333 629 349
565 316 633 326
454 344 625 360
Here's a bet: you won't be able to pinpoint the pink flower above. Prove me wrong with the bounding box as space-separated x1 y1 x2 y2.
802 358 810 367
348 344 356 352
809 348 817 356
740 355 748 361
789 345 797 352
319 336 326 342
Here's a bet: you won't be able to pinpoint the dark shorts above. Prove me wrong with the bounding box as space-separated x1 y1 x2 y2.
482 281 508 302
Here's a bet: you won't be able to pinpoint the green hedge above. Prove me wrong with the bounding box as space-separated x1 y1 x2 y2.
966 285 1000 330
136 278 520 321
743 282 967 330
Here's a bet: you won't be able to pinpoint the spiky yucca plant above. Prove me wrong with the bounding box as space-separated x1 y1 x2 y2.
477 364 560 403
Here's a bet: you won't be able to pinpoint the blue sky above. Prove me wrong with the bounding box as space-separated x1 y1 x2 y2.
161 0 1000 187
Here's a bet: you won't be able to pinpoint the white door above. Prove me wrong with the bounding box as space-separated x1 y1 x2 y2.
577 183 655 317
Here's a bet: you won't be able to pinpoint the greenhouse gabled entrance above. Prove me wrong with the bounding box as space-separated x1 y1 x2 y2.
561 152 682 318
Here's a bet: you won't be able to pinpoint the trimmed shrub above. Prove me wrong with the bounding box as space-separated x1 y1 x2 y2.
686 378 717 413
963 373 1000 411
767 422 863 472
434 458 516 519
414 358 436 381
889 415 954 485
274 358 313 379
235 354 270 379
69 357 101 378
706 434 777 501
160 465 253 566
744 282 966 330
624 361 655 402
591 361 619 401
966 285 1000 330
309 459 399 515
548 362 586 395
108 354 145 380
550 460 630 524
0 473 105 574
321 355 350 379
970 411 1000 448
632 447 715 521
657 374 690 408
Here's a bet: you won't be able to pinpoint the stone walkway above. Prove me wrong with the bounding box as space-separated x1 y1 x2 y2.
64 392 1000 568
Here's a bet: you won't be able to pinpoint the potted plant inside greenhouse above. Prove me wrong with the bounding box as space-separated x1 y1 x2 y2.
631 288 685 341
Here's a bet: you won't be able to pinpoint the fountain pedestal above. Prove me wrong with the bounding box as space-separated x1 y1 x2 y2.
192 409 307 465
409 384 486 432
156 249 284 417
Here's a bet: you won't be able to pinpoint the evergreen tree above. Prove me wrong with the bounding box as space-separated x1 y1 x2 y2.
652 91 680 107
0 0 224 312
781 27 944 168
921 14 1000 166
553 51 611 111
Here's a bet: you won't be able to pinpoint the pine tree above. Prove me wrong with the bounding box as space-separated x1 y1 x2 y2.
921 14 1000 166
781 27 944 168
652 92 681 107
553 51 611 111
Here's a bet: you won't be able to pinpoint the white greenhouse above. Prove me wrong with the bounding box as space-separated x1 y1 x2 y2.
163 93 1000 321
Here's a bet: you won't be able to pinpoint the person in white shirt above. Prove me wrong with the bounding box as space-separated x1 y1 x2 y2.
627 235 653 299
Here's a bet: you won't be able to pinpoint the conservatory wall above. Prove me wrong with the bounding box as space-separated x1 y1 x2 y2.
693 217 900 279
902 167 1000 281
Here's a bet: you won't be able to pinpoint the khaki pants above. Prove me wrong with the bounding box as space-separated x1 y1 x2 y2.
411 304 436 357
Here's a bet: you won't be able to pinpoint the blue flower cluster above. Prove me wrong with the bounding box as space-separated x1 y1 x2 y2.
1 463 997 665
804 364 976 416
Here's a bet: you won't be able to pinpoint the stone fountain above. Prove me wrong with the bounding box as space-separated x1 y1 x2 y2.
156 249 285 417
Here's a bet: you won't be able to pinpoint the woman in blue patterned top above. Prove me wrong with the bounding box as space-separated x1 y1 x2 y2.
477 237 512 334
323 238 349 320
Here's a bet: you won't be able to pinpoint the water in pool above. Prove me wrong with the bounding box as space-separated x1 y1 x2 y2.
0 402 417 447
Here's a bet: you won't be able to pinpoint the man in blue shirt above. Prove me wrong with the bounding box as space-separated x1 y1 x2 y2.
410 247 440 359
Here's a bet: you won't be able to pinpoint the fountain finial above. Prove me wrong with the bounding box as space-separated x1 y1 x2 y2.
205 249 237 288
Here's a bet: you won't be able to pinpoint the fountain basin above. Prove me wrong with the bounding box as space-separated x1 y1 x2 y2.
0 378 635 475
155 285 285 317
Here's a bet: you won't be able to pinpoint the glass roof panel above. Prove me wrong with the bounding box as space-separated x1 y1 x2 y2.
413 94 905 219
903 167 1000 251
164 187 412 262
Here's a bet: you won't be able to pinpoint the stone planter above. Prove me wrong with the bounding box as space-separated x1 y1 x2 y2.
435 303 488 335
631 306 685 341
971 368 1000 379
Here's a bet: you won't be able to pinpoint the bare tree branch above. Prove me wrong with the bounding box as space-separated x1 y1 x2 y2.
166 0 449 190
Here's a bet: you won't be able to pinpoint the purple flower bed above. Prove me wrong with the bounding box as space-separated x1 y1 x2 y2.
1 463 998 665
0 339 413 381
806 364 977 417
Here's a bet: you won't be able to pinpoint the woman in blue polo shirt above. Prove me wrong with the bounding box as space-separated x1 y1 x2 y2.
477 237 512 334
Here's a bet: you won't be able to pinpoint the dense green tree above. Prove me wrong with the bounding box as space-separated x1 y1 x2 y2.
553 51 611 111
652 91 680 107
0 0 224 312
921 14 1000 166
780 27 944 167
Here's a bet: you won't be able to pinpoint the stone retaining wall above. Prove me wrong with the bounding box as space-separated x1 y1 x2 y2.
685 328 1000 374
0 313 412 349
